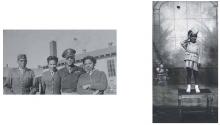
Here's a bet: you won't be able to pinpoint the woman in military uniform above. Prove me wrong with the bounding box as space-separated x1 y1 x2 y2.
77 56 108 95
4 54 37 94
41 56 61 94
58 48 85 94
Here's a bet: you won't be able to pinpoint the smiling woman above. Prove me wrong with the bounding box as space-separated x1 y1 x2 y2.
77 56 108 95
41 56 61 94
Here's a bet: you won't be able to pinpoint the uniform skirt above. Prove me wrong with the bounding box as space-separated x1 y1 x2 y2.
185 60 198 71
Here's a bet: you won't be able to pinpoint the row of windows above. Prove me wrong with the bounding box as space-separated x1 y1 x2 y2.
107 59 116 77
75 52 116 63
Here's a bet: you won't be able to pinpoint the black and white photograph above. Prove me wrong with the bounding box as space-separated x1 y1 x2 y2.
2 0 220 125
3 30 117 95
153 1 218 123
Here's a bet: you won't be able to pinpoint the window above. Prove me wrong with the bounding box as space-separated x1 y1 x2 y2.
107 59 116 77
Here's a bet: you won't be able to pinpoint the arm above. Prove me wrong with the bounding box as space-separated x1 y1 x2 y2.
38 76 46 94
33 76 41 94
90 72 108 91
4 70 13 94
41 80 46 94
57 71 62 94
198 42 202 67
57 76 61 94
181 39 189 50
77 75 90 94
29 71 37 94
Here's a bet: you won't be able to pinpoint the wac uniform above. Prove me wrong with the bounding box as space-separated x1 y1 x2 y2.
77 70 108 95
41 69 61 94
4 68 36 94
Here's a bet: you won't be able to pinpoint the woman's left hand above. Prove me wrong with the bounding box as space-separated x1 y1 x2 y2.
82 84 91 89
92 90 100 95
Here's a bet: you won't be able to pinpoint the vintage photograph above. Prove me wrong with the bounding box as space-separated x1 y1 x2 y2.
3 30 117 95
153 1 218 123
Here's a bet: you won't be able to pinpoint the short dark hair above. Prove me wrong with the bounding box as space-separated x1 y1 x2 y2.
47 56 58 64
188 30 192 37
82 56 96 64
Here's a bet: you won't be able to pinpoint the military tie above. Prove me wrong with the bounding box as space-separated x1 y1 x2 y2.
51 71 54 76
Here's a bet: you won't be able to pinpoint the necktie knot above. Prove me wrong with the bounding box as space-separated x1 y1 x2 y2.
51 71 54 76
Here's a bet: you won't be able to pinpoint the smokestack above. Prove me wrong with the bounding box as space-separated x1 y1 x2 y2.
50 41 57 57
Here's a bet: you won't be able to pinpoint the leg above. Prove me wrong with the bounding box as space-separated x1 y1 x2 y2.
186 68 192 93
193 70 200 93
193 70 199 85
186 68 192 85
178 96 182 119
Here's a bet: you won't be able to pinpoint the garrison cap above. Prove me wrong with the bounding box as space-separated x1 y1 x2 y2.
17 54 27 60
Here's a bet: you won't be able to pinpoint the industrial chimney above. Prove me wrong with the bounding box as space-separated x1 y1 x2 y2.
50 40 57 57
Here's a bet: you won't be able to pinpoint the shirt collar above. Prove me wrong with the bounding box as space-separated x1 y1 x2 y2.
88 69 96 75
18 67 27 74
18 67 26 71
49 69 57 72
49 69 57 75
66 65 77 73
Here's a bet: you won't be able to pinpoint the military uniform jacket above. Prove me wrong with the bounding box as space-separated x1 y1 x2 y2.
41 70 61 94
58 65 84 93
77 70 108 95
4 68 36 94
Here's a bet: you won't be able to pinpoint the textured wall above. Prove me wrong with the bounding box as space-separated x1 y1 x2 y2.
153 1 218 67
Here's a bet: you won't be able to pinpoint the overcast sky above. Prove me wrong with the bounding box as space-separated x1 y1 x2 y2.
3 30 116 68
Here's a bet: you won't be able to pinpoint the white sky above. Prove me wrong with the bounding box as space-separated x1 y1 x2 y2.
3 30 116 68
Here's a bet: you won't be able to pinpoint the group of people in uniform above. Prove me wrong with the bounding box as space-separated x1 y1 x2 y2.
4 48 108 95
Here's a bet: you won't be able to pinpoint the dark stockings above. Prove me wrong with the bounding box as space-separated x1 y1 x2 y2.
186 68 198 85
193 70 198 84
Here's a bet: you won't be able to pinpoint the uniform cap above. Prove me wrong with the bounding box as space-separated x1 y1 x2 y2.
17 54 27 60
62 48 76 58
